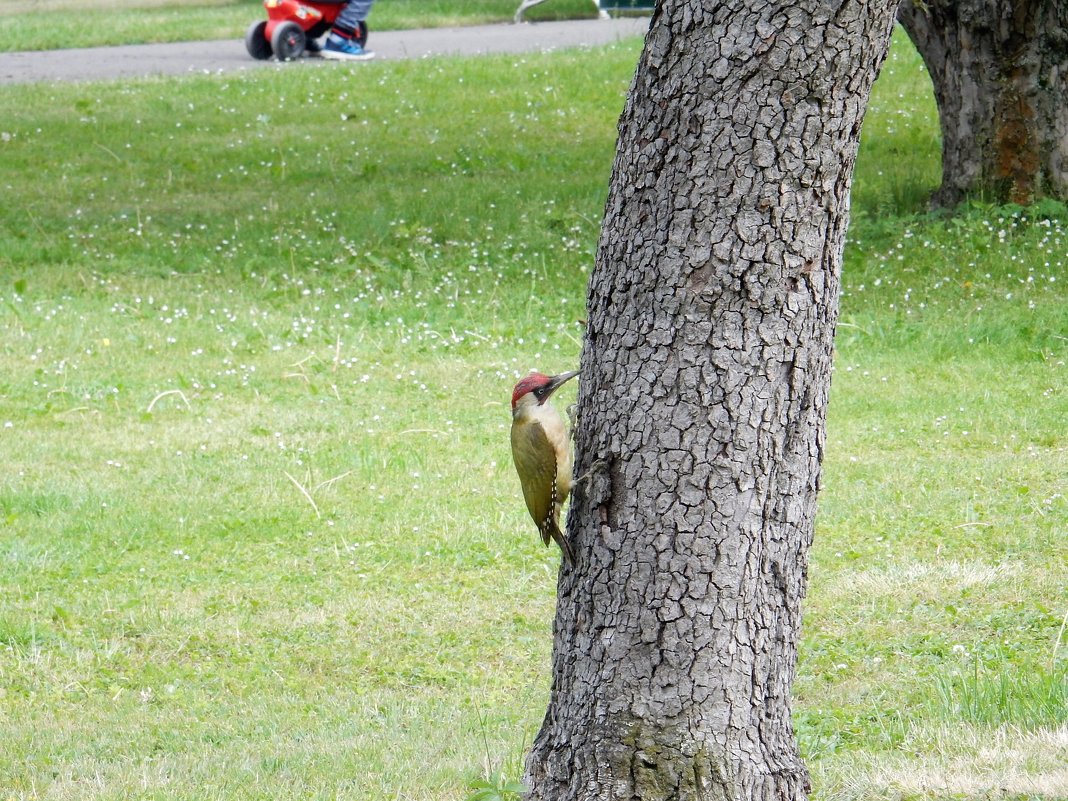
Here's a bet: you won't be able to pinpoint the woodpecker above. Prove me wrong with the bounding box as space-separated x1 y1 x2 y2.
510 370 579 565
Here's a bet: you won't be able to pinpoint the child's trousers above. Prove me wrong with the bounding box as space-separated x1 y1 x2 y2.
335 0 374 31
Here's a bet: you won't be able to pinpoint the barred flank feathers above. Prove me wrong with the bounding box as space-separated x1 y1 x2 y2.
539 471 573 564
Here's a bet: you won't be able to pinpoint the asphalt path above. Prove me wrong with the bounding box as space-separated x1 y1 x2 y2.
0 17 649 85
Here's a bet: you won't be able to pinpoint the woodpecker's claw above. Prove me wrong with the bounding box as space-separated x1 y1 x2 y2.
574 459 609 487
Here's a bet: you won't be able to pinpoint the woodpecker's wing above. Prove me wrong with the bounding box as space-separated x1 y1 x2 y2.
510 418 561 547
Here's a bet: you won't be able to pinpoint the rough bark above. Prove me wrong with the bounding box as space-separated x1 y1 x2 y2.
898 0 1068 206
524 1 898 799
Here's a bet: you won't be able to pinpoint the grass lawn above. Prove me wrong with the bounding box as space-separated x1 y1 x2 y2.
0 0 604 52
0 23 1066 801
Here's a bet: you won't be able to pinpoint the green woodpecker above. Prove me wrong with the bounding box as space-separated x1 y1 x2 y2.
510 370 578 565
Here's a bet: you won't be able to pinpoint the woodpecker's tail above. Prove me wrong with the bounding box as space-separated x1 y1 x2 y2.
546 521 574 566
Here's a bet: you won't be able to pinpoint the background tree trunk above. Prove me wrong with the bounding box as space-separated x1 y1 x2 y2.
524 1 898 799
898 0 1068 206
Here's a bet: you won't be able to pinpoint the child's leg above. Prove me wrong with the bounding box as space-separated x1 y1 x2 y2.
333 0 374 40
324 0 374 59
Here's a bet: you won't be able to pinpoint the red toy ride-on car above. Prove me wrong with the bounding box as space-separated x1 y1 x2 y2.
245 0 365 61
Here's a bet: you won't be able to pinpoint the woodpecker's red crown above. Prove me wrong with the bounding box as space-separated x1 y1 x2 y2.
511 372 553 409
511 370 579 410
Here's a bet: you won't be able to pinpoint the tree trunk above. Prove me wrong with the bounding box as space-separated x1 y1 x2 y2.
524 1 898 799
898 0 1068 207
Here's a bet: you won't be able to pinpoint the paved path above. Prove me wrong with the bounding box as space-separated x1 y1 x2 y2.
0 17 649 85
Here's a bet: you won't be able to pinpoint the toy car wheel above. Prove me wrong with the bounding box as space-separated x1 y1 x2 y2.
245 21 272 60
271 21 306 61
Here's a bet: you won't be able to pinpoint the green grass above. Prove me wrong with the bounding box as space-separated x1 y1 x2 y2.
0 27 1066 801
937 653 1068 729
0 0 603 53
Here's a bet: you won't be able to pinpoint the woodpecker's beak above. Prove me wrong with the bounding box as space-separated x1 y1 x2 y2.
545 370 579 398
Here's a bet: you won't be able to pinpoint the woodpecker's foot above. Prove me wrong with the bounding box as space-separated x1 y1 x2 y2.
574 459 609 487
574 458 612 507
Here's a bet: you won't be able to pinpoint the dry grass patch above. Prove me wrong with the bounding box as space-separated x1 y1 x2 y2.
816 725 1068 800
826 560 1027 597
